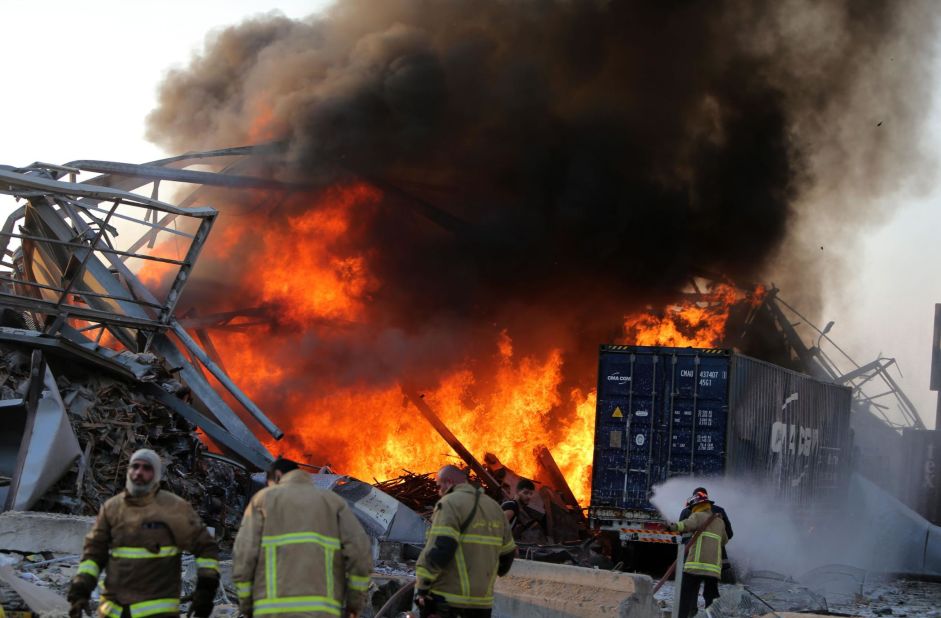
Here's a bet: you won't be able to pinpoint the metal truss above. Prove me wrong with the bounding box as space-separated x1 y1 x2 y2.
0 147 295 469
764 290 926 431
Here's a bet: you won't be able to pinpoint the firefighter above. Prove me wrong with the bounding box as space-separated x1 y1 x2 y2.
233 458 372 618
678 487 735 582
670 491 729 618
67 449 220 618
415 465 516 618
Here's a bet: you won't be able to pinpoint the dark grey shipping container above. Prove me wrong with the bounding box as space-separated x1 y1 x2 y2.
899 429 941 525
590 345 852 532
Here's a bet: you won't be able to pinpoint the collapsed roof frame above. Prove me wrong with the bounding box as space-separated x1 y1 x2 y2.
767 292 926 431
681 273 926 431
0 148 293 469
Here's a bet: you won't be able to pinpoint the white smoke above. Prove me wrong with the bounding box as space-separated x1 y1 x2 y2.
650 474 940 577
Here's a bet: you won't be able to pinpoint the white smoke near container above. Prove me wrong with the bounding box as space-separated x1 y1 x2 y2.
651 474 941 578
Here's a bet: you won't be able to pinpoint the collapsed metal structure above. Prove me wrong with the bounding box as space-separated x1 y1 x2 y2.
0 149 288 488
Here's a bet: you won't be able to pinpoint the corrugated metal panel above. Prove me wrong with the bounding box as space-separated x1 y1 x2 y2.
726 354 852 511
899 429 941 525
590 345 852 515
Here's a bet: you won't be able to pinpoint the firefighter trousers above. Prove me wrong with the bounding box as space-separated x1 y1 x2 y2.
678 573 719 618
420 594 492 618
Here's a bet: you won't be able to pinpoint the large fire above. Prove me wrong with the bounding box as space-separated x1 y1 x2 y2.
622 283 762 348
139 182 751 507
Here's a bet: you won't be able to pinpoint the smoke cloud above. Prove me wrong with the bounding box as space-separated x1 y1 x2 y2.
148 0 937 323
144 1 939 467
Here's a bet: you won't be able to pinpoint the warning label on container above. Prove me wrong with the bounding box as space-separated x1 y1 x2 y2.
612 406 623 418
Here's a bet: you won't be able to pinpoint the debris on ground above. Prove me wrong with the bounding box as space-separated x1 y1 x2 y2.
0 345 255 544
654 568 941 617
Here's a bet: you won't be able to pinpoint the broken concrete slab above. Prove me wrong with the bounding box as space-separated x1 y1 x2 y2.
0 512 93 554
0 561 69 616
493 559 658 617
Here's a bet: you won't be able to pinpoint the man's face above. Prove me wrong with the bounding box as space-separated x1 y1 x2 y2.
518 488 534 506
129 461 155 486
435 474 453 497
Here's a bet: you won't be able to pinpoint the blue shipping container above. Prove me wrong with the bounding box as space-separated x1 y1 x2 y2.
590 345 852 517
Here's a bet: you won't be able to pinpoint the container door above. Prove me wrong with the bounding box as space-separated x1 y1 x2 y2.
625 352 664 509
591 350 666 510
666 353 729 478
591 351 635 508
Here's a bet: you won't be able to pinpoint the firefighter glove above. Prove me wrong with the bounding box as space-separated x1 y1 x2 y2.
67 573 96 618
190 575 218 618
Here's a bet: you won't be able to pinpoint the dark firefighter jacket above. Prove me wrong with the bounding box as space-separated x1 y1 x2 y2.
232 469 373 617
77 488 220 618
416 484 516 609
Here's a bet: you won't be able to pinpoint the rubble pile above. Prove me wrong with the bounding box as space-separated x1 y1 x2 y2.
0 344 251 542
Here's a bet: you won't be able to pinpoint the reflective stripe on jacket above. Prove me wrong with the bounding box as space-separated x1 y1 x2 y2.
676 509 728 578
416 484 516 609
232 469 373 617
79 488 220 617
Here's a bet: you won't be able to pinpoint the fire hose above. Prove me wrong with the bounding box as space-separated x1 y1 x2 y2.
374 580 415 618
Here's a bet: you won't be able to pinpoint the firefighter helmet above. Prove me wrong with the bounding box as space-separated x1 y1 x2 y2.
685 489 711 508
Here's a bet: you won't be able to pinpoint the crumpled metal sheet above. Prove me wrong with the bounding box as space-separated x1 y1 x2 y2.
253 472 429 544
8 367 82 511
326 474 428 545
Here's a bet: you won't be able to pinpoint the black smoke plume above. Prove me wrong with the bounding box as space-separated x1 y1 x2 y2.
145 0 938 429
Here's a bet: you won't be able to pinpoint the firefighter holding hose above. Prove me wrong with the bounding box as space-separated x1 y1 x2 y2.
670 490 729 617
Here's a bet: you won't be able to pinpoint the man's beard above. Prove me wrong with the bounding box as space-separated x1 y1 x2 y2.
125 473 157 497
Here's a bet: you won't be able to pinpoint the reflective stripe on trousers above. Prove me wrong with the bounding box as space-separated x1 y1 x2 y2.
99 598 179 618
255 596 342 616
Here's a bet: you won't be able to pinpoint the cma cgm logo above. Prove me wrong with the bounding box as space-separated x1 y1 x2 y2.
770 392 819 457
607 372 631 384
770 422 819 457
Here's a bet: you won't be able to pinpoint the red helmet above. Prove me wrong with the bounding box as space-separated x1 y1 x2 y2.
685 489 711 508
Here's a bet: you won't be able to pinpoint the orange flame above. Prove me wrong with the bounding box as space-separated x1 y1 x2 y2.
622 283 748 348
131 180 760 510
259 184 380 323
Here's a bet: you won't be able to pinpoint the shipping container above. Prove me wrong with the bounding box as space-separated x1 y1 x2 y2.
589 345 852 544
899 429 941 525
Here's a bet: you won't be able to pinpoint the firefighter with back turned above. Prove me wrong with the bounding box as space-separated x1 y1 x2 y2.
414 465 516 618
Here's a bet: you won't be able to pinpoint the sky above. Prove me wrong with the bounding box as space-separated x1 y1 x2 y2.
0 0 939 428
